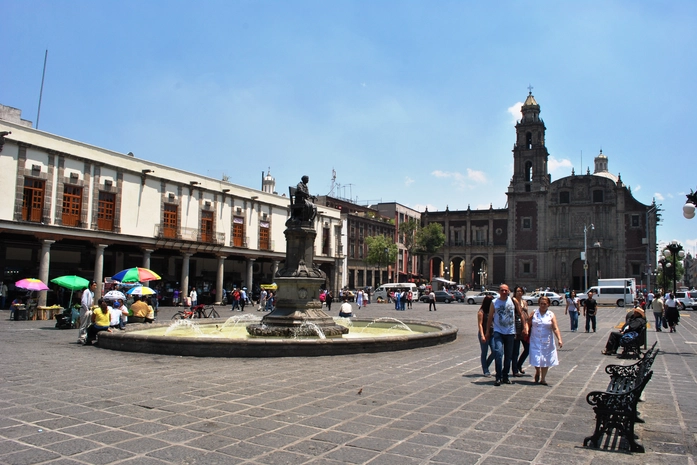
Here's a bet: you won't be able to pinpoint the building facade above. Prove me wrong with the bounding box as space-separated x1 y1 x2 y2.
0 105 342 306
316 196 395 290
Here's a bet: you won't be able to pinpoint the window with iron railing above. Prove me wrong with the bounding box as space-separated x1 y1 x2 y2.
97 191 115 231
200 210 214 243
322 227 330 255
22 178 45 222
259 221 270 250
233 216 245 247
163 203 178 238
62 185 82 227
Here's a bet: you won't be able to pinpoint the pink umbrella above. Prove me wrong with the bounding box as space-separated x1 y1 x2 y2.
15 278 50 291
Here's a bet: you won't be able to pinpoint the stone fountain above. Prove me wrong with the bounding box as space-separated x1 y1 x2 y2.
246 175 348 337
96 175 458 357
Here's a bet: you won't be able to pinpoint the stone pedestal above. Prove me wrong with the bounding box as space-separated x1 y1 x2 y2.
247 219 348 338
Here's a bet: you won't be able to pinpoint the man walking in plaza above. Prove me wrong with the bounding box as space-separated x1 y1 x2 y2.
486 284 528 386
77 281 97 345
583 289 598 332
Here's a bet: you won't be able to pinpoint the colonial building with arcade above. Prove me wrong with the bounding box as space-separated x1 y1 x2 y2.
0 105 342 306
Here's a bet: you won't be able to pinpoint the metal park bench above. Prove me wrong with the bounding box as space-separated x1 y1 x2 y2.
584 342 658 453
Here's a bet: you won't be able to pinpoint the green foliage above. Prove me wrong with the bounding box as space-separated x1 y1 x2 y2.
415 222 446 254
657 259 684 289
365 235 398 267
398 218 419 255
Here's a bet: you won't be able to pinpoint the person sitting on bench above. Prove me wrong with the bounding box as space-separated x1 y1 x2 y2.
601 306 646 355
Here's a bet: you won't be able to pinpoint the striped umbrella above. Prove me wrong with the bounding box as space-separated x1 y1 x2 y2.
111 267 161 283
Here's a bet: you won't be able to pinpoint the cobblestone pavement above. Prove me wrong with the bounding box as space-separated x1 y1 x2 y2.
1 301 695 464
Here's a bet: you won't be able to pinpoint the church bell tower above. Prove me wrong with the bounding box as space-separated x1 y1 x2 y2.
509 89 550 193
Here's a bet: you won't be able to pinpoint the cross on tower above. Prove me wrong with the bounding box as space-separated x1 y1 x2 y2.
527 84 534 94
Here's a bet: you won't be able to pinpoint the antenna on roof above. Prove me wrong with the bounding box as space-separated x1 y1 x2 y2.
36 50 48 129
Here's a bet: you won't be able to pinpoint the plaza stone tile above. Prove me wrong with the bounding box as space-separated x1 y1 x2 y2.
1 303 696 463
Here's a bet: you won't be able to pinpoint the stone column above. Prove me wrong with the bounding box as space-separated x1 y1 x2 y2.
216 256 227 304
38 240 55 306
180 253 192 298
142 249 154 269
142 249 154 287
272 260 280 278
94 244 108 299
246 258 255 295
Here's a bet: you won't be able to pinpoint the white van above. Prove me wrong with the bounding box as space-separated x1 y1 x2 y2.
373 283 420 302
579 286 635 307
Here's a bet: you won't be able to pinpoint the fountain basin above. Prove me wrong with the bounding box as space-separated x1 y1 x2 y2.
97 318 458 357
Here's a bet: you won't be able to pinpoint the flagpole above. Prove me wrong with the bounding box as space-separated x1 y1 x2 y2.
36 50 48 129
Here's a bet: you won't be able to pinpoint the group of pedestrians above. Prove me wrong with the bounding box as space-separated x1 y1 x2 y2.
564 289 598 332
650 291 680 333
391 289 413 310
478 283 563 386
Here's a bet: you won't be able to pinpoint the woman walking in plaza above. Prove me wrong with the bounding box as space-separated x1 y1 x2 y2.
664 292 680 333
565 290 580 332
477 296 495 376
528 296 563 385
512 286 531 376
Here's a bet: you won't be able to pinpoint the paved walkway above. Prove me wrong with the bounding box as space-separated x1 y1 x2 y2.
1 301 695 464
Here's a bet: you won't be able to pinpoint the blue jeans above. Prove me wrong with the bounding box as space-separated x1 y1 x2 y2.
492 332 515 381
654 312 663 330
569 310 579 331
479 331 494 375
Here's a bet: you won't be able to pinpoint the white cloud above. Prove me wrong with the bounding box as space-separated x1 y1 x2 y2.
467 168 487 184
634 185 642 192
405 176 414 187
430 169 487 190
654 192 665 201
548 156 573 174
410 203 438 212
507 101 523 123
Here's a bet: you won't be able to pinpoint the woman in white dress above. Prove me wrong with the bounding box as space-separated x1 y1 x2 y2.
528 296 563 385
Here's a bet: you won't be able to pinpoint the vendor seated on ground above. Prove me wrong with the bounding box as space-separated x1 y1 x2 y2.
109 299 129 330
601 305 646 355
85 298 112 345
338 299 353 318
128 295 153 323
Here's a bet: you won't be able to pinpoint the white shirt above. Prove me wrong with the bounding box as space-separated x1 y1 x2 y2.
81 288 94 311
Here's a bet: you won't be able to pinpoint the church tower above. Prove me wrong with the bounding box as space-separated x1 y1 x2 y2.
509 90 550 192
506 89 551 284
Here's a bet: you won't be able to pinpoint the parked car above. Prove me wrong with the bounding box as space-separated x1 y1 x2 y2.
466 291 500 305
674 291 697 310
419 290 456 303
522 291 563 306
450 290 466 302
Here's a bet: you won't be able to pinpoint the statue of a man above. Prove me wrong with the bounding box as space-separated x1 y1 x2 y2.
292 175 316 222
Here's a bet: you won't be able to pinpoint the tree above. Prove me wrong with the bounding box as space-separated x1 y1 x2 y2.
415 222 446 255
657 259 685 291
365 235 398 285
398 218 419 279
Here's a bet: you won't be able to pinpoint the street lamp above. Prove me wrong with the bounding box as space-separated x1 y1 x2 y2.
684 189 697 219
657 255 669 293
583 223 594 291
663 241 685 294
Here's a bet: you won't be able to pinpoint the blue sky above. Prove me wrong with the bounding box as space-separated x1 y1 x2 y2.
3 1 697 257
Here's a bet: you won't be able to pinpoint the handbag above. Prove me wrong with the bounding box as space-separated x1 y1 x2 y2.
662 317 668 329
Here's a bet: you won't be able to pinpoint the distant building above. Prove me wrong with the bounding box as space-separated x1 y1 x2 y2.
422 92 659 291
316 196 394 290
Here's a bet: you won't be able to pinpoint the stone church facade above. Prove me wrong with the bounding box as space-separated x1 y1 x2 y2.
423 92 658 291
